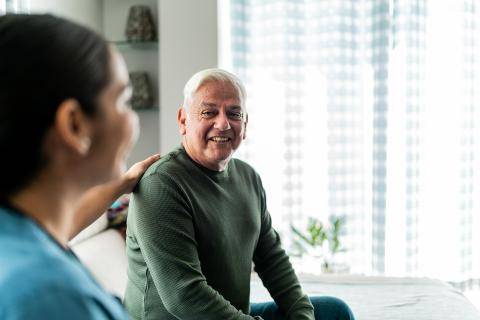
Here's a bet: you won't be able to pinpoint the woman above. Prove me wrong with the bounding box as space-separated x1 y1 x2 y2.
0 14 157 319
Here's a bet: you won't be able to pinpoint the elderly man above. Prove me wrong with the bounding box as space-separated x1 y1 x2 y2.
124 69 354 320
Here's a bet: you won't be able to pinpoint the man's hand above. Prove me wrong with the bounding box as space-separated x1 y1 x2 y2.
119 154 161 194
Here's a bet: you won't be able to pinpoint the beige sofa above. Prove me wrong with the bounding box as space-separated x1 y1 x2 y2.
70 214 128 299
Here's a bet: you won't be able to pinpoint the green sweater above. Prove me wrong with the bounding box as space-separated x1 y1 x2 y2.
124 146 314 320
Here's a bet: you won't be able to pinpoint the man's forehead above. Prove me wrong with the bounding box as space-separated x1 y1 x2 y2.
201 101 242 109
196 94 242 110
197 81 240 98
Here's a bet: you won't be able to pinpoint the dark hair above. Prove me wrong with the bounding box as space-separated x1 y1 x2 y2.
0 14 111 198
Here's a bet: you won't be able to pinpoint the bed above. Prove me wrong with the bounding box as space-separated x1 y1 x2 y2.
250 274 480 320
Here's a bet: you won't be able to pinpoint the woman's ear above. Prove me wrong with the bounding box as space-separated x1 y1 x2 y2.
177 106 187 135
54 99 93 156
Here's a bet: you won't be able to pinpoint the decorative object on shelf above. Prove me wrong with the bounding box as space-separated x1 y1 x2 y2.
125 5 156 42
291 215 349 274
129 71 153 109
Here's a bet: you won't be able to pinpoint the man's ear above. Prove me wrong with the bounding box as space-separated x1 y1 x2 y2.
242 113 248 140
177 106 187 135
55 99 93 156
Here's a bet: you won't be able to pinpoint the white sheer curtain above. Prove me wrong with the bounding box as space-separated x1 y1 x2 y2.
384 0 480 290
0 0 29 14
221 0 392 275
220 0 480 290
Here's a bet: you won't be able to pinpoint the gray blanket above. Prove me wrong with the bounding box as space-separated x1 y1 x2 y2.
250 274 480 320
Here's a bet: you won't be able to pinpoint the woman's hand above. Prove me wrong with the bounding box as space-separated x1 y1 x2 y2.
119 154 161 194
70 153 160 240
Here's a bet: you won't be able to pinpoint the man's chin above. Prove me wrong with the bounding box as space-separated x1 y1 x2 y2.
209 151 233 162
204 152 234 170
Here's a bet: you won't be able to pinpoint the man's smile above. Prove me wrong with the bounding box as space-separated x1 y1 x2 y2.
208 136 232 143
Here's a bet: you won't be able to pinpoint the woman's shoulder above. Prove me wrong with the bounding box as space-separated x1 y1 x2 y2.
0 241 88 297
0 247 127 319
0 208 123 316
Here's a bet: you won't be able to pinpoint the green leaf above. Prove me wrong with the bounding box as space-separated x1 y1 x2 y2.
291 225 315 247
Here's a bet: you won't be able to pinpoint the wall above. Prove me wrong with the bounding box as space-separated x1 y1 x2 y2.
158 0 218 153
29 0 103 33
102 0 160 166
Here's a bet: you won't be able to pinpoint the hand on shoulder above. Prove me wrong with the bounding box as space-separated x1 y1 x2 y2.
119 154 161 194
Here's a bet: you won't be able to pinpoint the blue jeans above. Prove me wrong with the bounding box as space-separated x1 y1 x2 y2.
250 296 355 320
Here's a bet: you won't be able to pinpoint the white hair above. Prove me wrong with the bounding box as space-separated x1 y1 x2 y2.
182 68 247 110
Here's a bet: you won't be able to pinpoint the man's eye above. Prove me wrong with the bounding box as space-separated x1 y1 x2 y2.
201 111 216 118
228 112 243 120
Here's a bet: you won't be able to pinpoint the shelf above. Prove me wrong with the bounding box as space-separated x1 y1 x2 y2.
111 40 158 51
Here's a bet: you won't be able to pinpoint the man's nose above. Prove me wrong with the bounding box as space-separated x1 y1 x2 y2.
214 111 231 131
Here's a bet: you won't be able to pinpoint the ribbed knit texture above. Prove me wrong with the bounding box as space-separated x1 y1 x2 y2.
124 146 314 320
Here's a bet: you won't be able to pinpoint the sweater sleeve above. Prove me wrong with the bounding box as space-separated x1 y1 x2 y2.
131 172 260 320
252 187 315 320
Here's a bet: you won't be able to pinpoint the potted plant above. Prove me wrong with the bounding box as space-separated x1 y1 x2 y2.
291 215 348 273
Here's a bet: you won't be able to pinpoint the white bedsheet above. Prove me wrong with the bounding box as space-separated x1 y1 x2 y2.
250 274 480 320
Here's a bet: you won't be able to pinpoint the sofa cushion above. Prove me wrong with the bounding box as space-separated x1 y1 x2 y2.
70 213 109 246
72 229 127 300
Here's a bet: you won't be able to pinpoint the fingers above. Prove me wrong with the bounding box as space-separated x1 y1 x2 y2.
121 154 161 194
140 153 161 169
139 154 160 172
147 153 161 162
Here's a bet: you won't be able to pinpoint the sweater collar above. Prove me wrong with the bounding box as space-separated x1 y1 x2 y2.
178 145 231 181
